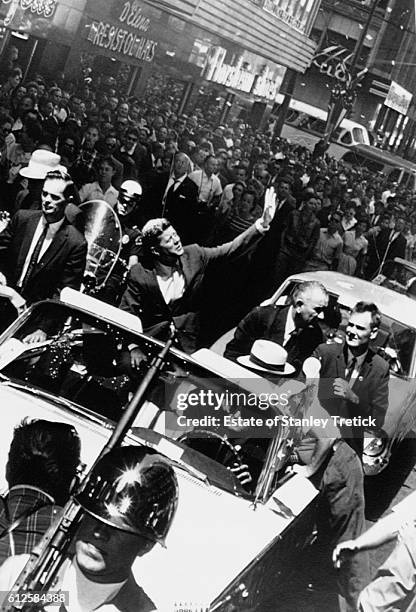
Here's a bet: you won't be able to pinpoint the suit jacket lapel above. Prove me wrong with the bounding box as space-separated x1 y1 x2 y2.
179 252 193 288
336 344 347 378
34 222 69 273
351 350 373 391
18 213 42 273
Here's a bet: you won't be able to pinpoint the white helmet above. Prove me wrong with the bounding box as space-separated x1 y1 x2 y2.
120 180 142 197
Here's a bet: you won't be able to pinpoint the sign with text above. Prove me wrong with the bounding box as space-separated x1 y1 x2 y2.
384 81 412 116
201 45 285 101
263 0 315 33
85 0 157 62
1 0 57 23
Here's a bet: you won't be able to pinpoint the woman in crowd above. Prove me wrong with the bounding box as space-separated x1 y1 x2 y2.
337 217 369 277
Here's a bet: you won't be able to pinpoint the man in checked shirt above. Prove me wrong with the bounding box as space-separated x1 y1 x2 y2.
0 419 81 563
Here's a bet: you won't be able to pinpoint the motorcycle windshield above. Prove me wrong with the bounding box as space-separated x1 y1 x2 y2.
79 199 122 288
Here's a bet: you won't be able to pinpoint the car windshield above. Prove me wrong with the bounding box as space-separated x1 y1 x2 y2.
373 260 416 302
0 301 306 497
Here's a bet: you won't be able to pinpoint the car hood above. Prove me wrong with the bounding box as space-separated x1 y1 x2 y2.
0 383 318 610
135 464 318 610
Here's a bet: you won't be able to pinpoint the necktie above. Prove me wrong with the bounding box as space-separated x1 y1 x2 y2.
162 178 180 213
284 329 299 352
345 357 357 382
21 224 48 290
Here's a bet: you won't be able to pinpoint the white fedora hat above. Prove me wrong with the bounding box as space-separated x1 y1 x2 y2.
237 339 295 376
20 149 66 179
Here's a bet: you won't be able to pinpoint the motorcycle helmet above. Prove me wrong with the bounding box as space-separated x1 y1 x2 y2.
117 180 143 216
76 446 178 545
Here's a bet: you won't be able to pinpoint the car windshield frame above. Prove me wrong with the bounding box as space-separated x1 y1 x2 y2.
0 300 299 500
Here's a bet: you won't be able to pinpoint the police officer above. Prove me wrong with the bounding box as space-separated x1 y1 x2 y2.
0 446 179 612
100 179 144 305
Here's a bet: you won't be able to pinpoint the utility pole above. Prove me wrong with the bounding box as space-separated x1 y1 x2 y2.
324 0 380 143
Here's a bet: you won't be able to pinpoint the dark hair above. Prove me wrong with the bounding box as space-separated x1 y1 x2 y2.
126 127 139 138
8 67 22 80
232 180 246 192
352 301 381 330
6 419 81 505
345 202 356 212
98 154 116 170
0 112 13 127
241 188 256 201
44 169 77 202
277 176 293 187
25 81 38 91
329 210 342 222
141 218 172 255
357 217 369 230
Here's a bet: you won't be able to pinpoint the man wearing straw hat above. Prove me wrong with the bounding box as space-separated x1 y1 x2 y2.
14 148 66 211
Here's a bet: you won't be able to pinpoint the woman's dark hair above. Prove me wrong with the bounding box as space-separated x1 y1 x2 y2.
232 180 246 193
6 419 81 505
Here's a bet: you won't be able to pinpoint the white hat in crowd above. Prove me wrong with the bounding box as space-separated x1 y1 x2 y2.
20 149 66 179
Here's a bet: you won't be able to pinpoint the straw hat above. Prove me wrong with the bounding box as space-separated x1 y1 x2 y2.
237 340 295 375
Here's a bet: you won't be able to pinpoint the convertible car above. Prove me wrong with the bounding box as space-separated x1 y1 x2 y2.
211 271 416 476
0 288 319 611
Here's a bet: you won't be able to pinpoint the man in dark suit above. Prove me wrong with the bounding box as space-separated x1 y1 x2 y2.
365 215 407 280
313 300 389 446
0 169 87 330
365 213 391 279
120 189 276 355
383 216 407 274
248 176 296 304
114 127 150 182
160 151 199 245
224 281 328 374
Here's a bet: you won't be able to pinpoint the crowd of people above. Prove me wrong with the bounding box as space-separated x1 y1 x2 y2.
0 56 415 612
0 59 414 344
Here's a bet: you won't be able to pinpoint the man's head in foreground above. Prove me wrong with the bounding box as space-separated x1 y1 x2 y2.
75 446 178 583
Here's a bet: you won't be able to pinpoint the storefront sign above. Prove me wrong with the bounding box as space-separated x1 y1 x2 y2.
118 0 150 32
263 0 315 33
86 0 157 62
313 45 353 84
202 46 284 101
384 81 412 116
2 0 57 22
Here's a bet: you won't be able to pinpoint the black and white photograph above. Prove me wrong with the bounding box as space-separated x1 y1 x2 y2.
0 0 414 610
